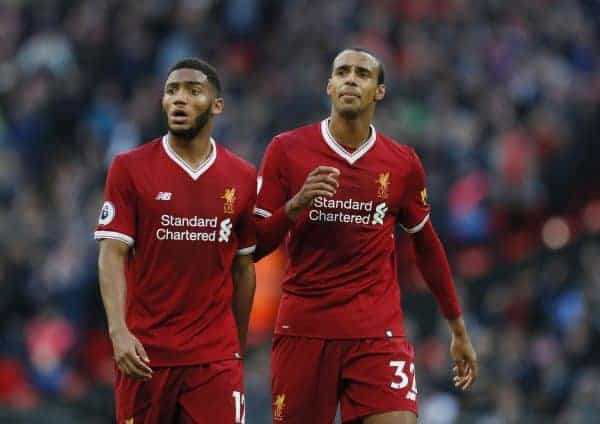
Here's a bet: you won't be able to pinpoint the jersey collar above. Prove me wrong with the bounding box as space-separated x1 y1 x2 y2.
320 118 377 165
162 135 217 180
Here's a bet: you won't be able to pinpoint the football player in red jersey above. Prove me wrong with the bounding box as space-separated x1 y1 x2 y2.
255 48 478 424
96 58 256 423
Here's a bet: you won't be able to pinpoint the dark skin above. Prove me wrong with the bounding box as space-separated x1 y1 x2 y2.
285 50 478 424
162 68 223 167
99 67 256 380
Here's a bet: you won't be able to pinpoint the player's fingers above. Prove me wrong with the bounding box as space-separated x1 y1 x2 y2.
461 373 474 390
306 182 337 194
455 360 465 377
309 174 340 187
453 375 467 389
123 352 152 379
306 174 339 188
308 166 340 177
468 357 479 381
130 353 153 376
463 365 476 389
307 190 337 199
116 360 128 376
117 356 135 378
134 339 151 363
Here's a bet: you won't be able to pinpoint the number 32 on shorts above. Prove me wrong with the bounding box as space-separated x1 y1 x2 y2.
389 361 418 401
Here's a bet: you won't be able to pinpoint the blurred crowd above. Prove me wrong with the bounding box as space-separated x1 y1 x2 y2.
0 0 599 422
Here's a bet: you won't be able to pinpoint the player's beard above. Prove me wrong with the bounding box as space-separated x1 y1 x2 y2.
335 97 363 120
337 107 360 119
166 108 211 141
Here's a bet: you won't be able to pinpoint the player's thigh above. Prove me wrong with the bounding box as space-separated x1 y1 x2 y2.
178 359 245 424
340 338 418 423
271 335 340 424
115 366 182 424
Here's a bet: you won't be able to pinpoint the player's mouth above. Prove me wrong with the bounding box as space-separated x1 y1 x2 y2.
340 92 360 100
170 109 190 124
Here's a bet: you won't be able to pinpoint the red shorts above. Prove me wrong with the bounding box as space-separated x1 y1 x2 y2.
115 359 245 424
271 336 418 423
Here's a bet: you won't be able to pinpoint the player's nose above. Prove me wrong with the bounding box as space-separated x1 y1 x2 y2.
173 95 187 106
343 73 358 86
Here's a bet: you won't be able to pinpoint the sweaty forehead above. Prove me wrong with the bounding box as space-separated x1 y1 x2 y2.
333 51 379 72
165 68 208 85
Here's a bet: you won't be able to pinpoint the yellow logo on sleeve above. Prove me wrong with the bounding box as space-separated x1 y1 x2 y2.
420 188 428 206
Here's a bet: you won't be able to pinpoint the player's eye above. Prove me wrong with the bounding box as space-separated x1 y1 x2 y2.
191 88 201 96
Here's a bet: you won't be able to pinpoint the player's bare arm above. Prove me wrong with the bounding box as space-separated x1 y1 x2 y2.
232 253 256 352
98 239 152 380
284 166 340 221
449 317 478 391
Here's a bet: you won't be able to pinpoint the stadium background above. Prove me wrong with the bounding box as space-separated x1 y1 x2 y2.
0 0 599 422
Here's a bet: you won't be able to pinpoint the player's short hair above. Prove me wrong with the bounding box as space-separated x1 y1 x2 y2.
168 58 222 96
336 47 385 85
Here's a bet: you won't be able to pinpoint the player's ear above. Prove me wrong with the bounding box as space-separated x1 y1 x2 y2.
326 78 333 96
374 84 385 102
211 97 224 115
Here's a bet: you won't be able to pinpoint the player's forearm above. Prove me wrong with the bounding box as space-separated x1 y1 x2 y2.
232 255 256 351
411 220 462 319
98 241 129 336
254 206 294 261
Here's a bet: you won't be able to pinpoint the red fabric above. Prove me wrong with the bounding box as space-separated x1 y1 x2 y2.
95 137 257 366
115 360 244 423
271 336 417 423
255 120 430 339
412 221 462 319
254 206 294 261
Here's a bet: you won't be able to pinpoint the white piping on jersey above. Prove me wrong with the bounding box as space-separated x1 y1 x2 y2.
162 135 217 180
320 119 377 165
253 207 272 218
399 213 430 234
237 245 256 255
94 230 135 246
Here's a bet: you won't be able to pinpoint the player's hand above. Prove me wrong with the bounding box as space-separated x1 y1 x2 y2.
110 327 153 380
450 331 478 391
285 166 340 221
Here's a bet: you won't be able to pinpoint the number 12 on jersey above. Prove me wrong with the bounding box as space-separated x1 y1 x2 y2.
389 360 418 401
232 390 245 423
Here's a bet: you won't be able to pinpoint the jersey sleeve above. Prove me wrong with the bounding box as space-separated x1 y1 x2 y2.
254 137 289 218
398 149 431 234
236 171 258 255
94 155 136 246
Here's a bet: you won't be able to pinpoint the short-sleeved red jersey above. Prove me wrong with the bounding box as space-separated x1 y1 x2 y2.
95 136 256 366
256 120 430 339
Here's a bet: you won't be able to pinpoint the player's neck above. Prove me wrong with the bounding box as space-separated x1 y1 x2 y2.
328 112 373 149
168 129 213 170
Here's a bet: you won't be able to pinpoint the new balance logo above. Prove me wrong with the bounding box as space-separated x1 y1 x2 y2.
155 192 172 201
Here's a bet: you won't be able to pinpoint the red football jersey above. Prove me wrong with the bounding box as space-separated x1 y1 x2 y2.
95 136 256 366
256 120 430 339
